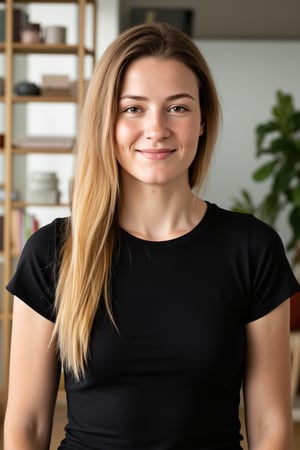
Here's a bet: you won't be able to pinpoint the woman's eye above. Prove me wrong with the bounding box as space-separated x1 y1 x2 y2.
123 106 142 113
169 105 188 113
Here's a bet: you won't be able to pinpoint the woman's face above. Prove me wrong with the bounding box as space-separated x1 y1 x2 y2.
115 57 203 187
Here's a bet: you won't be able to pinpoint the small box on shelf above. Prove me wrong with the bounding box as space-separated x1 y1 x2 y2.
41 75 71 97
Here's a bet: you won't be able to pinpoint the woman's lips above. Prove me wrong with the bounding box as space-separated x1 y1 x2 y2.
136 148 176 160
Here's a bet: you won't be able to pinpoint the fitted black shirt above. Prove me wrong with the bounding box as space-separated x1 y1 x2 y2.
7 203 300 449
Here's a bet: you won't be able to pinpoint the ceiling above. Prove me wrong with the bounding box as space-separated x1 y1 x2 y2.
120 0 300 39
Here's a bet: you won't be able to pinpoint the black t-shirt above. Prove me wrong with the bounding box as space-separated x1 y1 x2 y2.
7 203 300 450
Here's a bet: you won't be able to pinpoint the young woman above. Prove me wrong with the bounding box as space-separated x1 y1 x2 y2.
4 22 299 450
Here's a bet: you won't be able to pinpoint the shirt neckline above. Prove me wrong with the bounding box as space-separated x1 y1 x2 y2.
119 201 215 249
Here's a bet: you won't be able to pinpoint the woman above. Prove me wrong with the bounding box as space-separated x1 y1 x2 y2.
4 22 299 450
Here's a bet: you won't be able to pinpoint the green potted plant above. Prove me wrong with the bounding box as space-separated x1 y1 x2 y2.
231 90 300 328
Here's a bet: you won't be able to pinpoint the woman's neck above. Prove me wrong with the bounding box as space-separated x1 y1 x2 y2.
118 176 206 241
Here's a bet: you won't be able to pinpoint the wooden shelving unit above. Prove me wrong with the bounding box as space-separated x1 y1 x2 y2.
0 0 97 408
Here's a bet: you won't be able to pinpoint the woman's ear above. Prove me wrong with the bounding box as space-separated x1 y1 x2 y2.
199 123 205 136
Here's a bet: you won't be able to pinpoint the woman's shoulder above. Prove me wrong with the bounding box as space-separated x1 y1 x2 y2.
209 202 278 235
207 202 284 253
25 216 69 252
6 217 70 320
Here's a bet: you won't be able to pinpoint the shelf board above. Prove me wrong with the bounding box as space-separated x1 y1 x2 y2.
2 96 79 103
0 1 95 3
12 201 70 208
0 201 70 208
0 147 74 154
12 147 75 154
13 43 94 55
13 95 77 103
0 43 94 56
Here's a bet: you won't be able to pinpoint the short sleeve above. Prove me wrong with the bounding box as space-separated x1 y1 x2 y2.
6 218 67 322
246 215 300 322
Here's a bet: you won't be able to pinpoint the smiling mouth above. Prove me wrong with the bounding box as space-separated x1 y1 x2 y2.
136 149 176 160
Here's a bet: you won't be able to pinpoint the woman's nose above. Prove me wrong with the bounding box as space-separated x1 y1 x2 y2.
144 110 171 141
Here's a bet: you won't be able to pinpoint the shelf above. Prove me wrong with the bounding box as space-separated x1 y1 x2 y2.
13 43 94 55
0 43 94 55
0 0 94 402
13 96 77 102
12 201 70 208
0 147 74 154
12 147 75 154
2 96 79 103
0 0 95 3
0 201 70 208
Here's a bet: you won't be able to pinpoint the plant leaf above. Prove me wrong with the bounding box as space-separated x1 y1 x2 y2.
253 160 277 181
273 160 295 192
231 189 258 214
291 182 300 207
273 91 295 136
259 191 281 225
268 137 299 159
255 121 278 149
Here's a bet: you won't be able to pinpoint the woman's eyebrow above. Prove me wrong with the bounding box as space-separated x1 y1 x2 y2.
119 93 197 102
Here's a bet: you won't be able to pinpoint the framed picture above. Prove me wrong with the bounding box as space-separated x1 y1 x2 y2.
130 8 193 36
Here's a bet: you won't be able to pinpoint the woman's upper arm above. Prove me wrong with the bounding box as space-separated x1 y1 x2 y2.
4 296 61 448
243 299 292 449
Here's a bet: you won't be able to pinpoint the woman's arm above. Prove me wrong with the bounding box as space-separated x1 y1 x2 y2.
4 297 61 450
243 299 292 450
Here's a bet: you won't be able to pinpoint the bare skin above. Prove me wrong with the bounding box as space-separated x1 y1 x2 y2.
4 299 60 449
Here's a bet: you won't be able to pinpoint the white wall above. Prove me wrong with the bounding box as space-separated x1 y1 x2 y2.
197 40 300 245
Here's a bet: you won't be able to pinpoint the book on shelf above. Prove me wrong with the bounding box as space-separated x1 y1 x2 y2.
11 210 39 253
0 211 39 253
0 9 29 42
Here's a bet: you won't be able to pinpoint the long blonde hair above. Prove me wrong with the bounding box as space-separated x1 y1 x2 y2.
54 22 221 379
